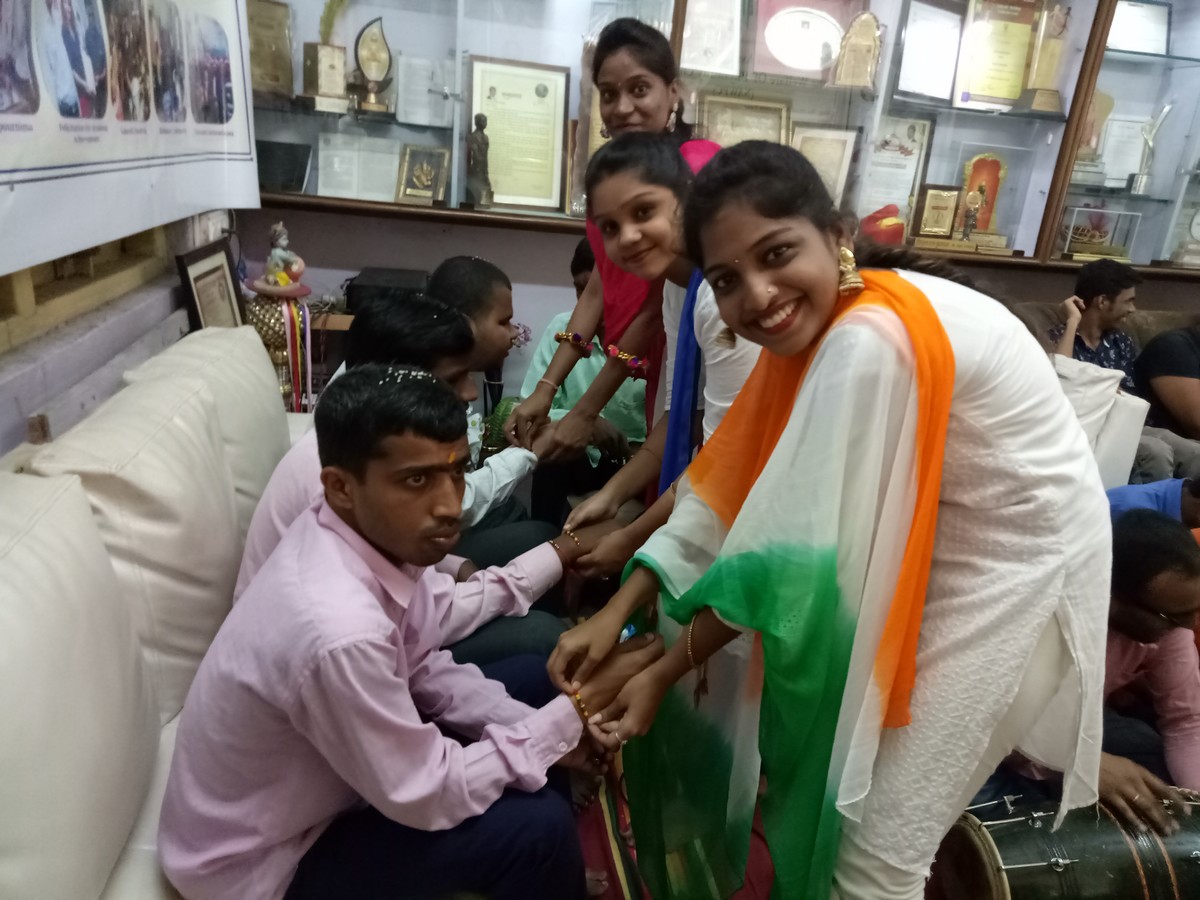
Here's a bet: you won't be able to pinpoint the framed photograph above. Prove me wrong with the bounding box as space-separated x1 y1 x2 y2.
913 184 962 238
395 145 450 206
470 56 570 210
176 239 243 330
1107 0 1170 55
699 94 791 147
791 126 856 206
682 0 743 76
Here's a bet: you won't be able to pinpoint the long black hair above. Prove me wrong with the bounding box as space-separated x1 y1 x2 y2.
683 141 978 289
584 131 692 213
592 17 694 141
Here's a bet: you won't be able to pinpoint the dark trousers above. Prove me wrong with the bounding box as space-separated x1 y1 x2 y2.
456 498 567 617
284 655 585 900
971 704 1171 814
530 456 624 527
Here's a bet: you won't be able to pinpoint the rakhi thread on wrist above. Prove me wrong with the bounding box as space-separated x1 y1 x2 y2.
571 690 591 725
562 528 582 550
606 344 648 379
555 331 593 355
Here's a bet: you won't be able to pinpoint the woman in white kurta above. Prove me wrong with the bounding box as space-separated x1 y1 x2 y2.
555 142 1110 900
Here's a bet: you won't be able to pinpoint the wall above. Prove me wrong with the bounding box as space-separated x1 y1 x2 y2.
239 205 1200 397
238 207 585 395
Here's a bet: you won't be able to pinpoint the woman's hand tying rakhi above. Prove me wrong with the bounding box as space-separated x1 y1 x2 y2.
586 664 671 751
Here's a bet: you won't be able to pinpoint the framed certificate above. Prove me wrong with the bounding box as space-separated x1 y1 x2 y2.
855 117 933 227
953 0 1038 110
913 184 961 238
682 0 743 76
470 57 569 211
896 0 962 101
1100 116 1149 188
699 95 791 146
791 126 857 206
1107 0 1170 55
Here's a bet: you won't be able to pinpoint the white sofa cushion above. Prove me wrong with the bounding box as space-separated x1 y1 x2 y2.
30 377 239 724
1053 354 1124 449
0 473 158 900
101 719 183 900
125 326 290 543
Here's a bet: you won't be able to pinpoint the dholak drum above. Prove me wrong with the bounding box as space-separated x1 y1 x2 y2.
927 801 1200 899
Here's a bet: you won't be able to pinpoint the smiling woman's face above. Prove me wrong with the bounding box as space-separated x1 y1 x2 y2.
589 171 682 281
595 49 678 137
701 201 844 357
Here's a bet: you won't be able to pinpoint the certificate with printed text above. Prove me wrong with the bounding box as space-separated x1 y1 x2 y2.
470 57 569 210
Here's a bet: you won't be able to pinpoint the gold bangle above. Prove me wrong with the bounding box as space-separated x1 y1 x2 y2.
562 528 582 549
549 539 562 552
686 618 699 669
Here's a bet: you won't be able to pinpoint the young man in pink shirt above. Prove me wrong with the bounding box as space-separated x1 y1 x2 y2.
159 365 662 900
236 293 565 666
973 508 1200 835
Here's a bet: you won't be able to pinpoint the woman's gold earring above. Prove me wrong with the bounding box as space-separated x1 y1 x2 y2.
838 246 865 296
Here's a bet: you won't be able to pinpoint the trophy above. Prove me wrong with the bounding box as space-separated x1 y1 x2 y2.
1016 2 1070 113
1128 104 1172 196
347 17 394 114
301 0 348 113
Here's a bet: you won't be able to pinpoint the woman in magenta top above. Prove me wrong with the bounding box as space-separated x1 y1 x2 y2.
507 18 719 461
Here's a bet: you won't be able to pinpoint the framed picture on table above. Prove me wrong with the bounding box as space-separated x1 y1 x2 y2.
176 238 243 330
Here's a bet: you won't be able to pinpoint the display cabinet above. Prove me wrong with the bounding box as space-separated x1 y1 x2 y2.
1047 0 1200 269
678 0 1101 259
250 0 676 231
245 0 1200 277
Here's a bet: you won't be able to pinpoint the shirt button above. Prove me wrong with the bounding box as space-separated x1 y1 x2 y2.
558 742 568 752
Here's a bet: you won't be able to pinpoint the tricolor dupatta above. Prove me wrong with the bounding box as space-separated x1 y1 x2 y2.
658 268 705 495
624 270 955 899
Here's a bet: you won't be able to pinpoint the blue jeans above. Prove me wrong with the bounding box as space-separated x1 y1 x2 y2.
284 655 584 900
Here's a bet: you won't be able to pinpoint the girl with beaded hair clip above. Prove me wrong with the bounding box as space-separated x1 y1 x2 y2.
506 18 719 465
553 141 1112 900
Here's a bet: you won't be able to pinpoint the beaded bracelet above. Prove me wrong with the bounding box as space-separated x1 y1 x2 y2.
555 331 592 355
571 690 591 724
562 528 582 549
606 344 648 378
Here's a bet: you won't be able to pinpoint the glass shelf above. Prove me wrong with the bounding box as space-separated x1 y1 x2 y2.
1066 184 1173 203
253 97 451 130
1103 48 1200 68
889 93 1067 123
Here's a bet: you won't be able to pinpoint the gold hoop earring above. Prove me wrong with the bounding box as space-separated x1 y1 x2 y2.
838 246 864 296
599 124 610 140
666 103 678 133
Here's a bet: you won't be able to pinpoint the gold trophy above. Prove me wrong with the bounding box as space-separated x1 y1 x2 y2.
348 18 394 114
1016 2 1070 114
301 0 349 113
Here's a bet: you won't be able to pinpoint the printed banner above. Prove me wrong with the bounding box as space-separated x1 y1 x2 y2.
0 0 259 273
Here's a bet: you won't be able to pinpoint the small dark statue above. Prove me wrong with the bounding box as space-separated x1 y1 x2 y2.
466 112 493 207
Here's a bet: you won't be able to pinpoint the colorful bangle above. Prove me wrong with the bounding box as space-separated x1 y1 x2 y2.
606 344 648 378
555 331 592 355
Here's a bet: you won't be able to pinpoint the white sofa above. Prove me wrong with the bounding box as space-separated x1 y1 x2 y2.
0 326 297 900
